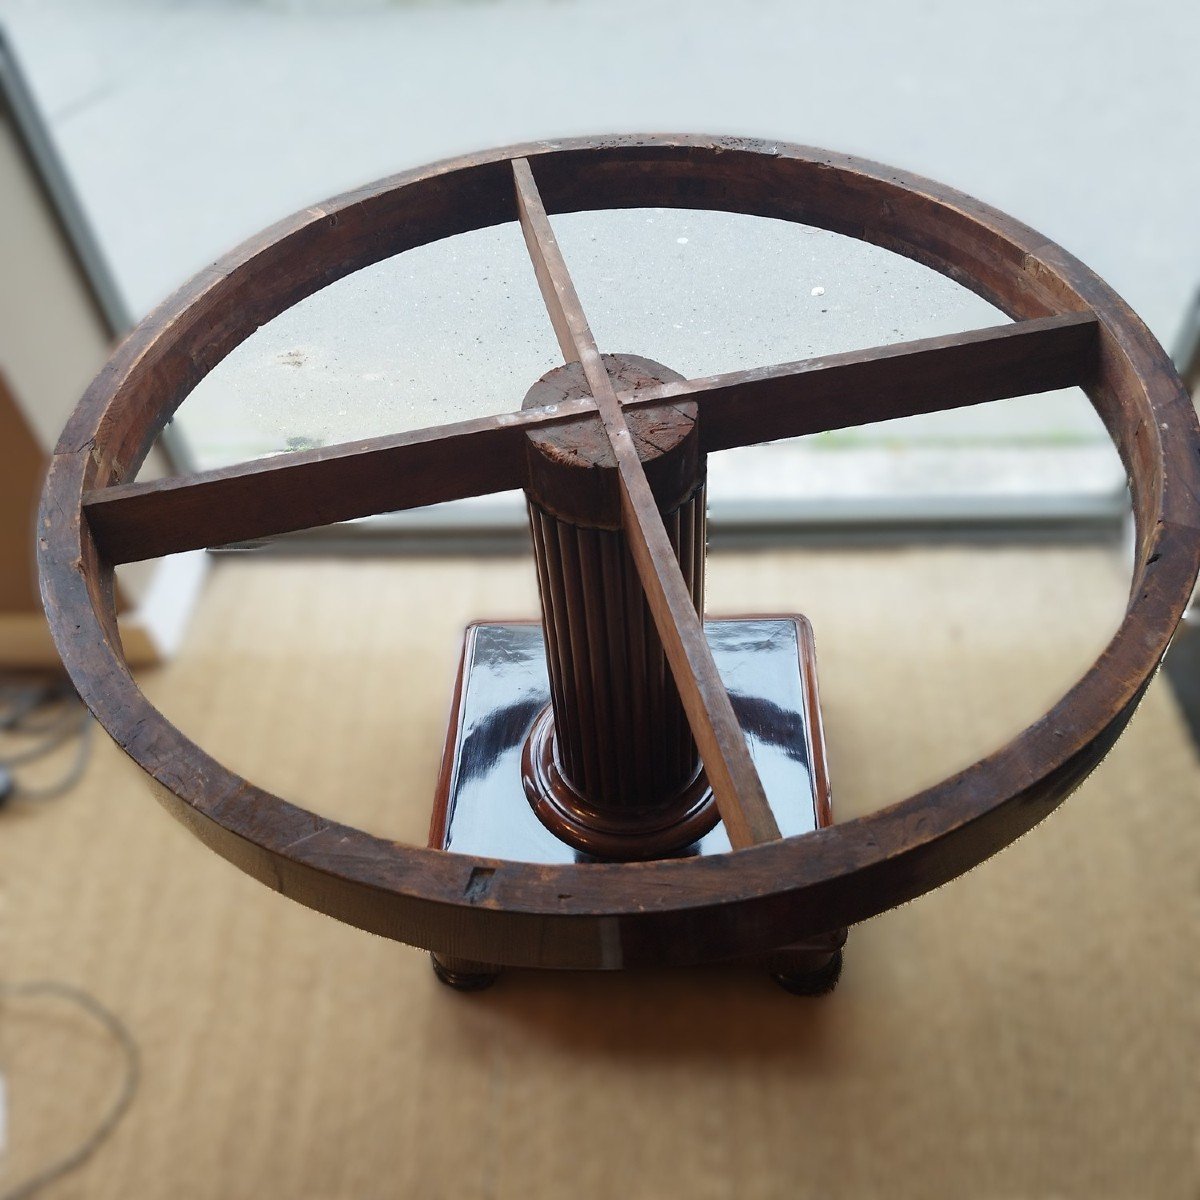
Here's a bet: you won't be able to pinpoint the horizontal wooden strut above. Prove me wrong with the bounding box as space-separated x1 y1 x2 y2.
40 135 1200 970
83 399 598 564
83 313 1097 568
513 156 781 849
621 311 1100 451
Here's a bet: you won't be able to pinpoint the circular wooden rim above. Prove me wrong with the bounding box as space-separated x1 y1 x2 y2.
39 135 1200 969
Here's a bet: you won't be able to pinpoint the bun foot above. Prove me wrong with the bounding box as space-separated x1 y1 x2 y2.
769 947 844 996
430 952 501 991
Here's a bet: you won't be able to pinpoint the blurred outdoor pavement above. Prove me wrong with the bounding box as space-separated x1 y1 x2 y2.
0 0 1195 343
3 0 1197 503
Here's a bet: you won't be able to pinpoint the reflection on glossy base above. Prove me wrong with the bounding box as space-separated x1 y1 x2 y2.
428 616 847 992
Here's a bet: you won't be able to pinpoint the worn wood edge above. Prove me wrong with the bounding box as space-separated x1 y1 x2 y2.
2 552 205 666
50 134 1116 491
83 309 1098 565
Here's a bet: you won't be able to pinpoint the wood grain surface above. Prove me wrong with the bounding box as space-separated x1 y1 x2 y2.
38 135 1200 969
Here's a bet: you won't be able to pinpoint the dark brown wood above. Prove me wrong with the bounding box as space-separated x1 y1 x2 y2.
523 356 704 838
524 472 713 854
615 456 782 848
621 312 1099 451
522 356 702 528
513 156 781 849
798 616 833 831
36 135 1200 972
513 157 606 383
429 953 500 991
82 313 1095 567
84 400 597 564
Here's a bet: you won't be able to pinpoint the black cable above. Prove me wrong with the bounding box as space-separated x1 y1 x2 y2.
0 684 54 731
1 709 89 767
0 982 140 1200
0 688 133 1195
10 718 94 801
0 676 94 807
3 692 79 737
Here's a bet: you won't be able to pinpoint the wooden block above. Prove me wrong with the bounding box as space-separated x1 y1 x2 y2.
0 370 45 613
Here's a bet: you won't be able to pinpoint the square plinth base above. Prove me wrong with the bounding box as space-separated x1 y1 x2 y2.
431 616 833 863
427 617 845 990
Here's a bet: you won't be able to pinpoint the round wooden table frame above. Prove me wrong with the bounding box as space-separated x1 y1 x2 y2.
39 136 1200 973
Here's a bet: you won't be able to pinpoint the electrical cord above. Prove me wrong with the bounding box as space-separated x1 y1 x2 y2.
0 686 137 1194
0 982 140 1200
0 677 94 808
0 685 130 1193
0 686 51 732
1 719 94 803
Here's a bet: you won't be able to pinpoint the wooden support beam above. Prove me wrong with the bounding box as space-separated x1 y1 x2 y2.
84 400 596 564
513 157 780 849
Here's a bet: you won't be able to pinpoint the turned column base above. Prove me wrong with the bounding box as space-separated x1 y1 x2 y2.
521 703 719 860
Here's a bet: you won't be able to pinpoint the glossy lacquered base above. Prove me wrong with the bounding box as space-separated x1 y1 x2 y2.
428 617 846 993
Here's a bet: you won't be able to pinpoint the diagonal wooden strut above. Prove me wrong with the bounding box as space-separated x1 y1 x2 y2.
83 400 598 564
513 156 781 849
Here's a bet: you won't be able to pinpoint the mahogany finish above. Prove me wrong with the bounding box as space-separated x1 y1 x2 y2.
38 136 1200 972
512 156 780 850
522 354 714 856
428 617 843 983
82 315 1095 565
521 355 699 529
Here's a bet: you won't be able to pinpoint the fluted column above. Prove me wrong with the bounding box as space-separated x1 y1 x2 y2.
520 354 717 860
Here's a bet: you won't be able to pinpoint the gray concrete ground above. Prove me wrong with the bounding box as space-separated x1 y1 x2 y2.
2 0 1195 501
